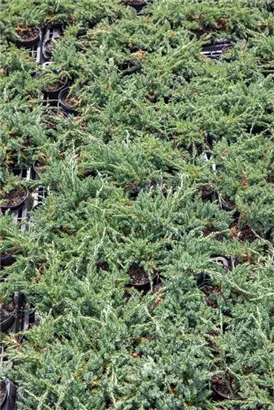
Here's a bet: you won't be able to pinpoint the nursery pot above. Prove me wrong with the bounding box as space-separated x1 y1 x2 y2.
211 374 238 401
42 61 54 70
58 87 79 115
0 187 29 212
0 252 16 269
201 40 232 59
196 272 212 288
211 256 229 271
0 302 15 333
44 77 68 100
42 35 61 60
45 20 64 30
118 60 142 75
15 27 41 48
123 0 150 13
200 185 215 200
220 197 236 212
43 38 55 60
128 264 158 291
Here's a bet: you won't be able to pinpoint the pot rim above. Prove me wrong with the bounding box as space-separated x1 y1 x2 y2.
14 27 41 47
130 272 158 288
44 76 68 94
211 375 239 400
0 187 29 211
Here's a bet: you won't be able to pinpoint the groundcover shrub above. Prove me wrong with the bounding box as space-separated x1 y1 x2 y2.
0 0 273 409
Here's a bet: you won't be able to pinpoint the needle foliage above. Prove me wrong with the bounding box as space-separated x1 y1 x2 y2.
0 1 274 409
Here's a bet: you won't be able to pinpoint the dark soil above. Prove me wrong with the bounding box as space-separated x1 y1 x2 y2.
200 185 214 199
237 225 257 242
63 96 80 108
221 197 236 210
0 383 6 403
45 39 54 54
211 373 237 398
43 110 66 128
118 60 141 73
81 168 97 178
0 250 13 258
197 272 212 288
202 285 222 308
96 261 109 271
46 79 65 92
145 93 158 102
153 283 163 294
203 227 225 241
16 27 39 41
34 163 46 174
128 264 151 286
205 332 219 356
0 300 15 322
0 187 27 208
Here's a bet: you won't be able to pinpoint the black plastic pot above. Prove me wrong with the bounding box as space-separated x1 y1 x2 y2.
0 292 26 334
42 61 54 69
0 253 16 270
9 165 30 176
219 197 236 212
42 34 61 60
211 256 229 271
196 272 212 288
118 60 142 75
43 38 54 60
0 303 15 333
45 21 65 30
0 380 17 410
58 87 79 115
123 0 151 13
15 27 41 48
201 40 232 59
133 274 158 291
200 185 215 200
211 375 238 400
128 264 158 291
0 187 29 212
44 76 68 100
